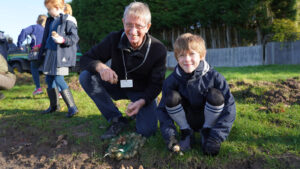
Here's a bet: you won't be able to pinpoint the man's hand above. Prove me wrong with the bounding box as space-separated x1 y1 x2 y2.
96 62 118 84
126 99 145 117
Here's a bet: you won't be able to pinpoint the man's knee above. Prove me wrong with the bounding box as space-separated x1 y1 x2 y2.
0 75 16 90
165 90 182 107
207 88 224 106
79 70 91 88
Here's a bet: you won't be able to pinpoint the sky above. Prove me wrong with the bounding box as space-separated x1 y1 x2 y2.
0 0 71 45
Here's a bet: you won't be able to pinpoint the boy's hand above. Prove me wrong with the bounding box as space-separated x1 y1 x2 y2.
126 99 145 117
168 135 180 152
96 62 118 84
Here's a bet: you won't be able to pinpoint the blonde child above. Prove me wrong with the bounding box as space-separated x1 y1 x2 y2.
157 33 236 155
64 3 72 15
38 0 79 117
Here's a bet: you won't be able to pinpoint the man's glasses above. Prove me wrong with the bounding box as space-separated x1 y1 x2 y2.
124 23 146 30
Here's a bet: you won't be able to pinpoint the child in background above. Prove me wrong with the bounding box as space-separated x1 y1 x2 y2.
38 0 79 117
64 3 72 15
157 33 236 156
17 14 47 95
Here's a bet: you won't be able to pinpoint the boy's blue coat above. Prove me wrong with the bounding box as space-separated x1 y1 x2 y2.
157 60 236 143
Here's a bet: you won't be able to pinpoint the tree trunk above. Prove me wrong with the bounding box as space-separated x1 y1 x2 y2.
201 28 206 44
210 27 216 48
256 26 262 45
171 28 175 45
216 26 221 48
234 27 239 47
226 25 231 48
162 29 166 41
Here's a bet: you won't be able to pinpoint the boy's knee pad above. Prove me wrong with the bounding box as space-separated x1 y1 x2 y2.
207 88 224 106
165 90 182 107
203 88 224 128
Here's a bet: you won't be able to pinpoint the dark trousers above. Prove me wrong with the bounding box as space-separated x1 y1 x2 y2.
79 70 158 137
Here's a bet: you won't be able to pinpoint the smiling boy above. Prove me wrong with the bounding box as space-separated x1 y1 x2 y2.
157 33 236 156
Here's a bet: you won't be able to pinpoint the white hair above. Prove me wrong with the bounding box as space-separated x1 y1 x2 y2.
123 2 151 24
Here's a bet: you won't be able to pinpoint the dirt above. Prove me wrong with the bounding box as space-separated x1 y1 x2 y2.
1 74 300 168
231 77 300 113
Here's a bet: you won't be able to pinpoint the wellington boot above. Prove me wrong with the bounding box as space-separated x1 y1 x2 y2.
61 88 78 118
42 88 60 114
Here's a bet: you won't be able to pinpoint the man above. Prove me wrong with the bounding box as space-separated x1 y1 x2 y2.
0 54 16 100
79 2 167 139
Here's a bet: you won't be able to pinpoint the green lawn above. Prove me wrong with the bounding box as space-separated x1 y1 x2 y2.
1 64 300 169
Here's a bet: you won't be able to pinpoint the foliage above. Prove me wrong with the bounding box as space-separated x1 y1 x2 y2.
71 0 299 51
271 18 300 42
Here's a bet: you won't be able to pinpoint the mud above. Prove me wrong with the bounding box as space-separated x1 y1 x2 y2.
231 77 300 112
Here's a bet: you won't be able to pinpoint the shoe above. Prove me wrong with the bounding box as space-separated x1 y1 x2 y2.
202 137 221 156
100 117 128 140
179 129 193 151
33 88 43 95
58 93 62 99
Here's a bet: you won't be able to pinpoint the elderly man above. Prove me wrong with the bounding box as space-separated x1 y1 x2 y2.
79 2 167 139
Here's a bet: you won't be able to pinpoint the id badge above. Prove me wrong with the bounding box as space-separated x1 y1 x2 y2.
120 79 133 88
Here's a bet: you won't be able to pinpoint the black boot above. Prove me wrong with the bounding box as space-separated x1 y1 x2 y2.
179 129 194 151
61 88 78 118
42 88 60 114
100 116 128 140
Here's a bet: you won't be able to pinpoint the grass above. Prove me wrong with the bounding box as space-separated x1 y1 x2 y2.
1 64 300 168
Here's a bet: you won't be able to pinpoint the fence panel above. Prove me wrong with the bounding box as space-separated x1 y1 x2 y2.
265 40 300 65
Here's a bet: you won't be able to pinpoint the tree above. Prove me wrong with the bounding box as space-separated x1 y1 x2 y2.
271 18 299 42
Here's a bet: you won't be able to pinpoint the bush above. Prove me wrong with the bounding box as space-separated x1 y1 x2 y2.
271 18 300 42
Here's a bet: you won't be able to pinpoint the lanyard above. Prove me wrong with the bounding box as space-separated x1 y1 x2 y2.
121 32 151 79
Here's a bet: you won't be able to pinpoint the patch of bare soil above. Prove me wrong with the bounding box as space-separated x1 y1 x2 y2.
0 118 299 169
264 77 300 106
15 72 83 91
67 75 83 91
0 118 149 169
232 77 300 113
15 73 34 86
225 154 300 169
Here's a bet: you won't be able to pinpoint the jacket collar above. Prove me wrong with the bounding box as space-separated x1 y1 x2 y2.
175 60 210 80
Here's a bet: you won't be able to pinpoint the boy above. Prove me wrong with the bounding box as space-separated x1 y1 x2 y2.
157 33 236 156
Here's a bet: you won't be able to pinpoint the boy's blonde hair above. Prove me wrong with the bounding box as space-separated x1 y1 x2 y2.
174 33 206 60
123 2 151 25
64 3 72 15
44 0 65 10
36 15 47 27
